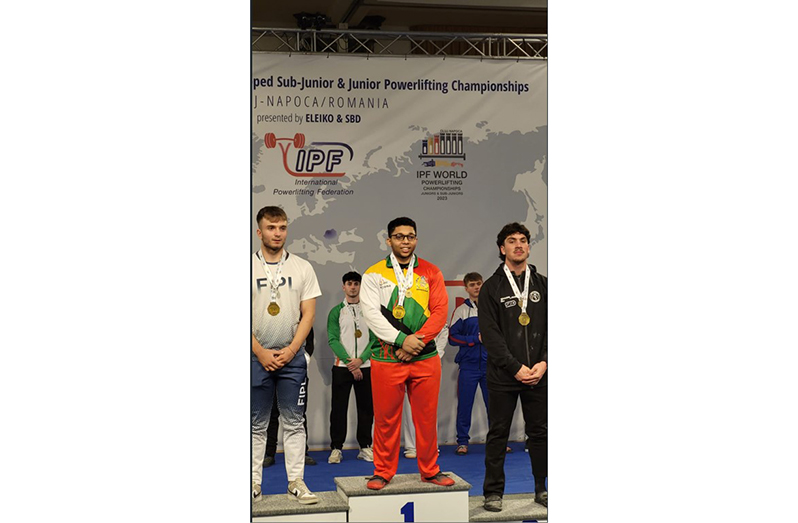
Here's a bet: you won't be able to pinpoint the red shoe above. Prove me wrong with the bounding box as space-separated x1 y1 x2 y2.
367 475 389 490
455 445 468 455
422 472 455 487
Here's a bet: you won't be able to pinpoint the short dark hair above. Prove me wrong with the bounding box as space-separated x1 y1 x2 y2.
342 271 362 284
256 206 287 226
463 272 483 285
496 222 531 261
387 217 417 236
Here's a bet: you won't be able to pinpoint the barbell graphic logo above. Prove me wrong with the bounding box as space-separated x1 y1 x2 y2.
264 133 354 177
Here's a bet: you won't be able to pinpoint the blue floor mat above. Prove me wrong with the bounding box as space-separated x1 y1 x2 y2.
259 442 544 496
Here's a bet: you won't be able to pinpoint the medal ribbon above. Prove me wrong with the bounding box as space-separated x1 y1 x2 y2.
257 249 287 304
389 252 416 310
503 264 530 316
350 303 361 357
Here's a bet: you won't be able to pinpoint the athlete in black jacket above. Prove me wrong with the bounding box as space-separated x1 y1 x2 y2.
478 222 547 512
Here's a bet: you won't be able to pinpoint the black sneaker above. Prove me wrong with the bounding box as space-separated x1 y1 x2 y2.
484 495 502 512
535 491 548 507
305 454 317 466
263 455 275 468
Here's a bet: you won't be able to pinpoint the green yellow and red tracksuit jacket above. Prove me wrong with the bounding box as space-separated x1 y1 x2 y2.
360 254 449 363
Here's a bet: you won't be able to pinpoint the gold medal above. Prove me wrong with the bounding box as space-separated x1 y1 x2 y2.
519 312 530 325
393 305 406 319
268 302 280 316
405 289 413 298
355 329 362 338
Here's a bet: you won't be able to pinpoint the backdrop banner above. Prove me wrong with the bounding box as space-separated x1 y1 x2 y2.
252 53 547 448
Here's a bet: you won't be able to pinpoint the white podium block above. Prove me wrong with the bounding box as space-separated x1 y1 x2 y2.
252 491 348 522
335 472 471 522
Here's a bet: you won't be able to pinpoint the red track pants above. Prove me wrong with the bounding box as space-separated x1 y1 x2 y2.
370 356 442 481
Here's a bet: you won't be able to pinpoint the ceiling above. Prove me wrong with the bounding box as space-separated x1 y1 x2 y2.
252 0 547 33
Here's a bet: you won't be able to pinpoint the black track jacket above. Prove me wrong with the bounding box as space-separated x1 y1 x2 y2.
478 263 547 391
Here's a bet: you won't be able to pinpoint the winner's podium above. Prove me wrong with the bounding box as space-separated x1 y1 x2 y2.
252 471 547 522
336 471 471 522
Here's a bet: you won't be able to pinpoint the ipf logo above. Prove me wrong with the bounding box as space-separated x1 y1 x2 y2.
264 132 353 177
419 130 466 160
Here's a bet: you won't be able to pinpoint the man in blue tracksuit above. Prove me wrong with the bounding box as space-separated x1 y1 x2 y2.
448 272 489 455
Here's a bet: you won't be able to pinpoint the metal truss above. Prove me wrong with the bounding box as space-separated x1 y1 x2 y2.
252 28 547 60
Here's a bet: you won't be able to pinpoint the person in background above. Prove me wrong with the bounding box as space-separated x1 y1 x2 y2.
449 272 514 456
327 271 376 464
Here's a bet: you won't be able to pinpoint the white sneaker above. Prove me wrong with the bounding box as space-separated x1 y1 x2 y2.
252 482 262 501
287 479 318 505
328 448 343 464
357 447 374 462
404 448 417 459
